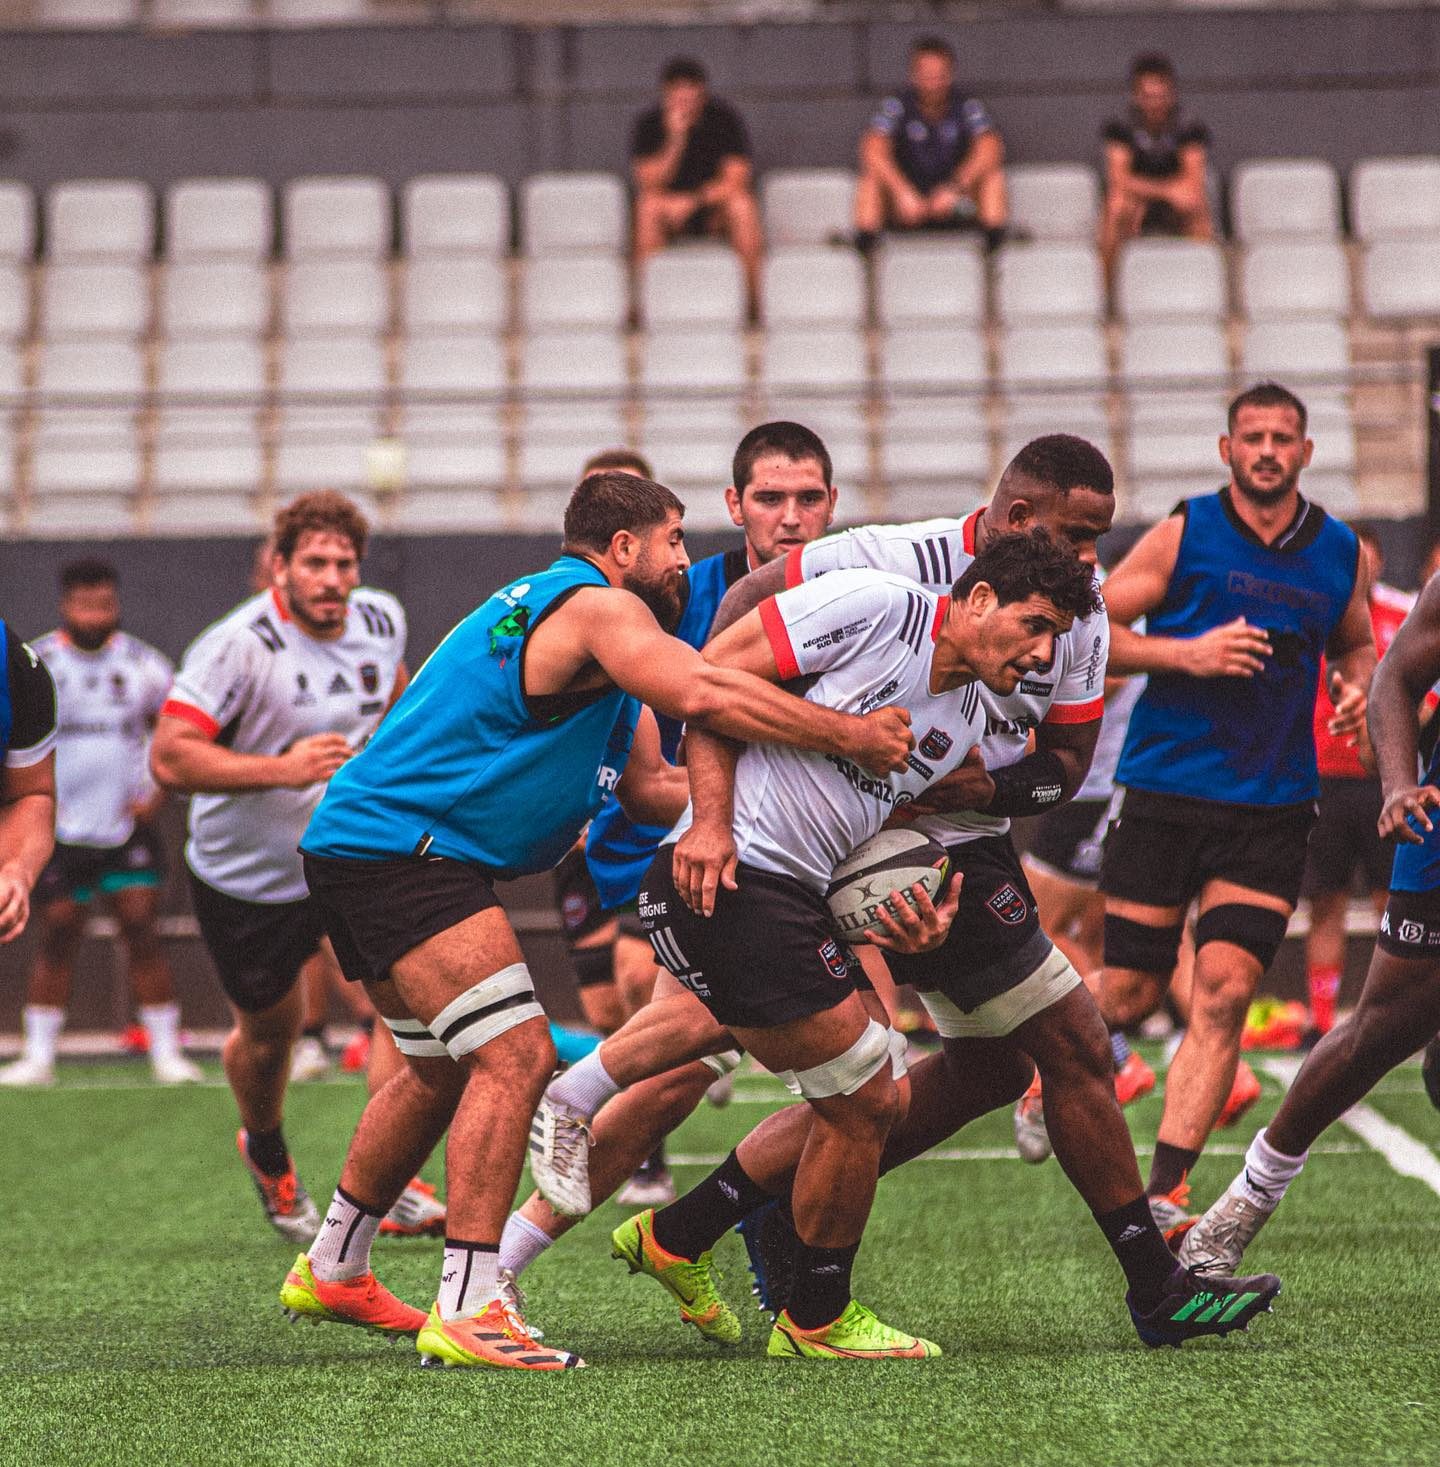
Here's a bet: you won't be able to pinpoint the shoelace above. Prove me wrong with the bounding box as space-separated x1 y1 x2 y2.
549 1113 593 1176
497 1270 527 1316
496 1299 542 1349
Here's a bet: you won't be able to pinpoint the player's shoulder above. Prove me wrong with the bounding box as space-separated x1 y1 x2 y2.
114 630 173 669
30 628 63 658
349 586 405 642
183 590 280 662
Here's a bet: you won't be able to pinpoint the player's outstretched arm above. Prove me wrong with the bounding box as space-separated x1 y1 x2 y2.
673 729 742 916
614 707 689 829
0 756 55 943
151 717 353 795
1371 574 1440 843
1323 548 1378 749
1105 515 1272 677
706 556 789 642
572 589 914 776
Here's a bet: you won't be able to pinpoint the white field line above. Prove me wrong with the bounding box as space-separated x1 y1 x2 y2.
1262 1056 1440 1200
666 1141 1365 1168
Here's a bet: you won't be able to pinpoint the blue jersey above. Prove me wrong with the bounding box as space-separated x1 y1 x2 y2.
1389 742 1440 893
302 556 642 878
585 548 749 910
0 620 58 771
1117 491 1358 808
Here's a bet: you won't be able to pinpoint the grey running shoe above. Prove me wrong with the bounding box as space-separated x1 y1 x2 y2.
528 1093 594 1217
1177 1176 1278 1273
1013 1091 1052 1164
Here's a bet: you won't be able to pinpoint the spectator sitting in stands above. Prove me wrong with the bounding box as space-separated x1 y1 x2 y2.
630 56 762 322
853 34 1010 255
1100 52 1213 286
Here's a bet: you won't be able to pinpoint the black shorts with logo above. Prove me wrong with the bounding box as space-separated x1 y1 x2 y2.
36 827 164 906
1101 788 1317 910
302 851 503 986
551 843 611 948
883 833 1054 1013
1304 776 1390 898
187 868 327 1014
638 847 866 1030
1023 799 1110 888
1377 888 1440 960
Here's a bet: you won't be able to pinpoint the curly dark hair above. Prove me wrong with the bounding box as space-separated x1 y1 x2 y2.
272 491 369 562
954 528 1103 621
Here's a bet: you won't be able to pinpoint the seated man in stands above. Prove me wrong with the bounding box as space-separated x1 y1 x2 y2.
630 56 762 321
1099 52 1213 284
854 34 1009 254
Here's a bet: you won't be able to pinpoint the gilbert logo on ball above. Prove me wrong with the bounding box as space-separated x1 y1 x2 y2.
826 829 951 940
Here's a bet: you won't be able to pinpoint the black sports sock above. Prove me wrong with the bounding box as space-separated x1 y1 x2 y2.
1094 1195 1180 1311
245 1126 290 1177
360 1015 375 1035
649 1150 773 1261
787 1240 860 1330
645 1141 667 1173
1147 1141 1200 1197
302 1022 325 1042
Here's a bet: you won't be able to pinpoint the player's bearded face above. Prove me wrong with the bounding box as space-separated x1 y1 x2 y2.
626 522 687 632
1227 408 1309 507
61 585 120 651
275 530 361 635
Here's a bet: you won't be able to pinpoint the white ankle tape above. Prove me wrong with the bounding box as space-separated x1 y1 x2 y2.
430 962 545 1060
791 1019 891 1100
701 1048 743 1079
382 1016 449 1058
887 1025 908 1081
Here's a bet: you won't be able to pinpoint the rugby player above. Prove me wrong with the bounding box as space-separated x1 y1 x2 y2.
282 471 914 1371
1096 382 1375 1234
0 617 58 944
2 561 200 1088
1179 567 1440 1270
615 531 1097 1358
151 493 409 1243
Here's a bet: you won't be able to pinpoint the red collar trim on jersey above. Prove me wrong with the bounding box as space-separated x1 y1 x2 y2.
930 596 951 641
784 545 806 590
270 588 292 623
962 508 984 556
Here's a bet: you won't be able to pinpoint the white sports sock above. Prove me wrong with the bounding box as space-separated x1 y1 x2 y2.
22 1006 64 1068
439 1241 499 1321
546 1049 621 1118
309 1188 383 1282
499 1212 556 1280
139 1003 181 1064
1237 1127 1308 1209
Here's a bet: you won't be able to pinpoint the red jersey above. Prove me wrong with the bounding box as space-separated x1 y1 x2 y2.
1313 582 1414 779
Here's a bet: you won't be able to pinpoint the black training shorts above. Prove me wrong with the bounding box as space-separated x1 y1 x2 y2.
1101 788 1316 910
35 827 164 906
638 847 864 1030
1303 776 1390 898
187 868 326 1013
1377 888 1440 960
302 851 502 986
551 843 611 948
1023 799 1110 888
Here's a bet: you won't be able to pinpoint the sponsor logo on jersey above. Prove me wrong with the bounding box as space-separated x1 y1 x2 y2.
109 672 127 702
987 883 1028 925
488 605 531 658
1226 570 1332 616
327 672 353 696
906 753 934 779
596 764 620 792
1400 919 1427 946
1018 679 1054 696
801 617 872 654
359 699 384 716
817 938 849 981
359 662 380 694
987 712 1039 739
919 727 953 761
859 678 900 714
292 672 316 707
1085 634 1104 692
826 753 911 808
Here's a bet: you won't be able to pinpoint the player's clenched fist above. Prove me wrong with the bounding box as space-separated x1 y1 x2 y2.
852 705 914 777
1379 784 1440 845
282 732 354 787
1188 617 1271 677
0 863 32 943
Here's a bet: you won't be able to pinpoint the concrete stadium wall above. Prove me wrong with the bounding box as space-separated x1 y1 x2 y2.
0 10 1438 206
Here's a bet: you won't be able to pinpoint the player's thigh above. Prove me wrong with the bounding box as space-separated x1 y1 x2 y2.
109 880 161 934
1022 858 1090 938
229 980 303 1046
387 905 526 1027
362 973 467 1094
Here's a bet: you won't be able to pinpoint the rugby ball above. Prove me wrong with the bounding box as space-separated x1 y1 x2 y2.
825 829 951 941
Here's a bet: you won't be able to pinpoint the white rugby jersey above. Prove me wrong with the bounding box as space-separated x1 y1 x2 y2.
786 509 1109 845
163 587 406 903
672 569 987 892
33 630 174 849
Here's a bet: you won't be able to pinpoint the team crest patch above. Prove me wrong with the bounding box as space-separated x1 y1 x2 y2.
359 662 380 694
987 883 1028 925
919 727 953 761
488 605 531 658
818 938 850 980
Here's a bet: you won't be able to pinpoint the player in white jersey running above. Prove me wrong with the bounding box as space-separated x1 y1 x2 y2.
0 618 58 945
2 559 200 1088
150 493 408 1244
611 532 1102 1359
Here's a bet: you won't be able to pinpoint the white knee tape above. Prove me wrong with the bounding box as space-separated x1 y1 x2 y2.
887 1025 909 1081
429 962 545 1060
791 1019 892 1101
381 1015 449 1059
701 1048 743 1079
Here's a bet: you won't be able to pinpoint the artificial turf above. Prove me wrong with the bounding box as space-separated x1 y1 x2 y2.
3 1054 1439 1467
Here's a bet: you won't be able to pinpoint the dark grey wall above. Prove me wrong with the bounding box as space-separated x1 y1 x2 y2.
0 10 1437 210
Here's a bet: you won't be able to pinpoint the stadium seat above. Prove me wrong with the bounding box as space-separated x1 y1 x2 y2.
877 481 987 522
1230 159 1341 241
639 327 748 395
1120 320 1229 394
31 434 141 497
281 259 391 336
874 241 985 327
998 323 1109 461
1361 239 1440 319
26 494 136 536
760 169 855 248
1007 165 1100 242
995 242 1104 323
399 335 507 486
1302 471 1360 516
165 178 273 260
277 335 386 442
1122 315 1227 496
518 330 628 487
154 338 264 429
40 262 149 340
282 176 391 258
0 185 36 262
639 327 748 492
264 0 374 23
32 0 138 28
46 180 154 261
1116 239 1227 321
762 326 868 393
1351 156 1440 240
402 175 509 257
878 325 986 392
520 329 627 395
148 0 259 25
148 491 266 535
0 263 29 342
641 248 746 329
763 246 867 327
1241 241 1350 320
879 402 990 491
521 173 627 256
161 261 271 339
393 487 509 533
401 256 507 336
1241 318 1349 384
35 340 144 439
520 256 628 331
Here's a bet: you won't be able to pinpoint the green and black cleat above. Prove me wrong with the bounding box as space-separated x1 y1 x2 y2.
1128 1263 1280 1349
